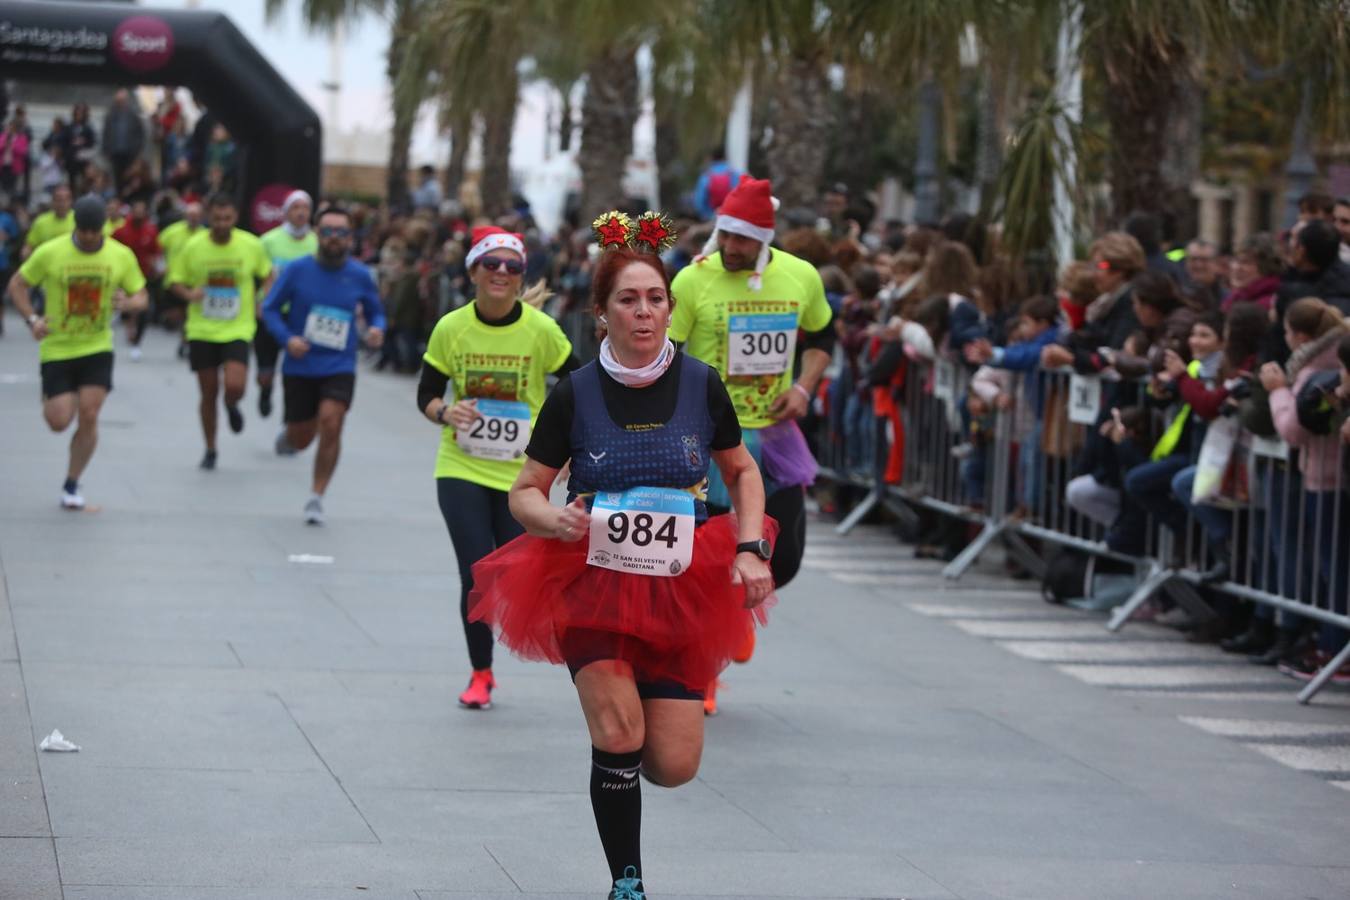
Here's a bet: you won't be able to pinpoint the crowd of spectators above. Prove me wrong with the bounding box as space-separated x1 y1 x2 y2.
820 190 1350 684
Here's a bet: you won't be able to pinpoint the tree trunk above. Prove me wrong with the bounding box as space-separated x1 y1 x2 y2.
444 110 471 207
653 92 684 213
479 64 518 220
579 46 639 223
765 53 830 213
1100 34 1184 221
558 83 574 153
384 2 419 209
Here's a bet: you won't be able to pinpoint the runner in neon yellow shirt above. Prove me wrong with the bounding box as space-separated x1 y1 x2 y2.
168 193 274 470
669 177 833 715
157 202 204 345
7 195 148 510
418 226 575 711
21 185 75 260
255 191 319 421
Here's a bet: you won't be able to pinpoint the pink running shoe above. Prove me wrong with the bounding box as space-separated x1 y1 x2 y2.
458 669 495 709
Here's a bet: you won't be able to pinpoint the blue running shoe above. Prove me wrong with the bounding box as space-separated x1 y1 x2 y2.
607 866 645 899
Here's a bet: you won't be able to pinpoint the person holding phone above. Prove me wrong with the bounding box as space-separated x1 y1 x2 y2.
417 226 575 710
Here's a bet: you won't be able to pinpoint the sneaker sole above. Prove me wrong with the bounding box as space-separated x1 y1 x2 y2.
458 700 492 710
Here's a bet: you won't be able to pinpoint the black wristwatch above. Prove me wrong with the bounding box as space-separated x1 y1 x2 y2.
435 405 449 424
736 539 772 561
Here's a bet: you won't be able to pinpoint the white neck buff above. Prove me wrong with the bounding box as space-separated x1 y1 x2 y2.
598 336 675 387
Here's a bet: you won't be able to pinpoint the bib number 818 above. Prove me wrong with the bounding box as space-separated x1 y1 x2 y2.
469 417 519 443
739 332 790 356
607 512 678 548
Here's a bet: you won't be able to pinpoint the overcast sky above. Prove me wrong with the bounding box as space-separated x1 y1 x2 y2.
140 0 529 166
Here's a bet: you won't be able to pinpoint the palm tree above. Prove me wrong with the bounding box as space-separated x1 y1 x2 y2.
266 0 432 208
1068 0 1349 221
408 0 531 219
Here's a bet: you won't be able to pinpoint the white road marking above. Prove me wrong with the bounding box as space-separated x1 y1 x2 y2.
1055 664 1279 688
1001 640 1234 664
1244 743 1350 774
1179 717 1350 740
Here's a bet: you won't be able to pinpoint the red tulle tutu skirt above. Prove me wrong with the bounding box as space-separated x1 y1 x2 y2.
468 514 778 690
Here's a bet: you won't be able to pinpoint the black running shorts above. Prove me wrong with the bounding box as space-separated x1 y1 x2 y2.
40 351 114 398
188 339 250 372
283 372 356 423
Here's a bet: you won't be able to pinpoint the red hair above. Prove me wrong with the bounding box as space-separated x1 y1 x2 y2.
590 248 672 313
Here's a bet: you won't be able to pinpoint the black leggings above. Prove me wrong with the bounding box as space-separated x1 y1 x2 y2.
709 485 806 589
437 477 524 670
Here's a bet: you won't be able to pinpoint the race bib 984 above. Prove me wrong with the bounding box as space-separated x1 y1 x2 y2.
587 486 695 577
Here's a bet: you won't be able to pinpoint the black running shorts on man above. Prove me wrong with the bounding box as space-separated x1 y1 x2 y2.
40 351 114 398
188 339 250 372
283 372 356 423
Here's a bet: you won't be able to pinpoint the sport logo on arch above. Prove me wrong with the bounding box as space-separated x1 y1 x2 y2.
111 16 173 72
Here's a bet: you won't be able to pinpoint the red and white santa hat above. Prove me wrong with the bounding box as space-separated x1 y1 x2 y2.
698 177 780 290
466 225 526 269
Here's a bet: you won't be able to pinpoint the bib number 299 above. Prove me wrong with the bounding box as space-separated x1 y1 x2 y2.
455 398 531 461
468 416 520 444
588 486 695 577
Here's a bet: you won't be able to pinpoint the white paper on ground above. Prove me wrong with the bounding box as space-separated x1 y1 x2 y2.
287 554 334 565
39 729 80 752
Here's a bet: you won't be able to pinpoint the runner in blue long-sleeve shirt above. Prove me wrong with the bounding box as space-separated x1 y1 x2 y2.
262 206 386 524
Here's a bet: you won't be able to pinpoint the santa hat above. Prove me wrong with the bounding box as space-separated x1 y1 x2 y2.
698 177 780 290
282 190 313 213
466 226 526 268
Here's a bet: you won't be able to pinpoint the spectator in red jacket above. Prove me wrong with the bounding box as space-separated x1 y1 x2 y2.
112 200 162 361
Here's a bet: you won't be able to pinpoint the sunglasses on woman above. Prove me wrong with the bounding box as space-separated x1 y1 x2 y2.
478 255 525 275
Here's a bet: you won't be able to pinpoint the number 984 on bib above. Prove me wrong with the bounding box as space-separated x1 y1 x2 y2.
587 486 695 577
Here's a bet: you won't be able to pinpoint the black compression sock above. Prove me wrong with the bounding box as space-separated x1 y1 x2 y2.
62 478 77 494
590 746 643 886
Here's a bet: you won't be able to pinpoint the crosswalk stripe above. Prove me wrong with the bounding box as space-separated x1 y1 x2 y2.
1244 743 1350 774
802 558 938 573
1120 690 1350 707
1000 640 1238 664
954 620 1154 640
1055 664 1280 688
1332 781 1350 792
906 603 1061 619
1180 717 1350 739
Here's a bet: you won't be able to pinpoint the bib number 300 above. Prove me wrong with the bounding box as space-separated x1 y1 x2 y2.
455 399 531 460
587 487 695 577
727 313 797 376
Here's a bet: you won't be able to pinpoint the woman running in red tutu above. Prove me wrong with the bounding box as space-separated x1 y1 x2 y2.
469 212 776 900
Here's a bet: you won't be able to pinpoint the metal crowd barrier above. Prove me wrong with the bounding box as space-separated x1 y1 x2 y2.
815 358 1350 704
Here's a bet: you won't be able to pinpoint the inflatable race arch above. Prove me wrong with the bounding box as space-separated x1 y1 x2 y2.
0 0 322 231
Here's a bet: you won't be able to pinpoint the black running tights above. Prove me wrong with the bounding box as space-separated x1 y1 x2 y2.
437 477 524 671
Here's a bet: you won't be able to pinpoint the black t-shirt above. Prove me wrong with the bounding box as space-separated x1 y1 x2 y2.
526 353 742 468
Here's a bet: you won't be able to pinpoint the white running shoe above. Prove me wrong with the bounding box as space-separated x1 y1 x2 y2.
129 346 143 362
60 489 85 510
304 497 324 526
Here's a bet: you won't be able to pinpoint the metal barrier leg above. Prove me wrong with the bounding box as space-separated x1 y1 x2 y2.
835 485 882 536
943 519 1005 579
1297 640 1350 705
1160 578 1216 622
1002 529 1048 580
1106 565 1173 632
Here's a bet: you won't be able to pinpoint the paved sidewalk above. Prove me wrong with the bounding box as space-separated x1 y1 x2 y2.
2 315 1349 899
